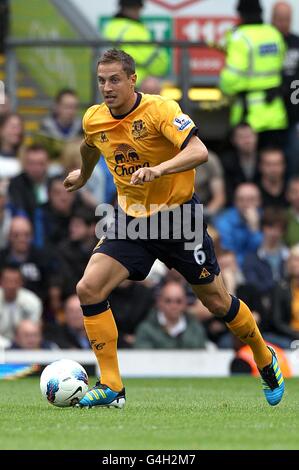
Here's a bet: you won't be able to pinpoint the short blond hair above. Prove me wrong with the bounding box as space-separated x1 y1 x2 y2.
60 138 82 171
290 243 299 258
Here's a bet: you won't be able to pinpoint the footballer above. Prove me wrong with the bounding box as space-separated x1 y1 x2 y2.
64 49 284 408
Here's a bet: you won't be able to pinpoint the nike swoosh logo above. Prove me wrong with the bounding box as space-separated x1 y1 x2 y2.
65 386 82 401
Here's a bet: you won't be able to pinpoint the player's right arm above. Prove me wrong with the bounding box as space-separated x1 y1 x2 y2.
64 106 100 192
64 140 100 192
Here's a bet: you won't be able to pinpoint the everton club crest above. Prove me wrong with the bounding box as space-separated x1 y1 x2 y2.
132 120 148 140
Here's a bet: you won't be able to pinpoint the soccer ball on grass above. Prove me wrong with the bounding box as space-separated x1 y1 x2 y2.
40 359 88 407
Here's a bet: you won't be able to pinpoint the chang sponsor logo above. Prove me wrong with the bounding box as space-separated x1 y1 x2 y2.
113 144 150 177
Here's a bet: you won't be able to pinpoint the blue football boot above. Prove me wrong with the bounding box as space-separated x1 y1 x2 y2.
77 382 126 409
259 346 285 406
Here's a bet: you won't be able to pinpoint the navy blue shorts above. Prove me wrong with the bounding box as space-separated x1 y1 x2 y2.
93 194 220 285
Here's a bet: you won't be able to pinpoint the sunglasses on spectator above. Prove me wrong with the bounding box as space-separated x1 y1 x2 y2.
162 297 185 304
11 232 31 238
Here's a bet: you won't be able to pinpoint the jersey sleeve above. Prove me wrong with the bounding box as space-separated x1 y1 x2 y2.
82 106 98 148
154 99 198 149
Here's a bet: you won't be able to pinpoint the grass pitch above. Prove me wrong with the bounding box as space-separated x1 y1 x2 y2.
0 377 298 450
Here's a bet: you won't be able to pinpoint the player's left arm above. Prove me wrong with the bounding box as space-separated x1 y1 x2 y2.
130 135 208 185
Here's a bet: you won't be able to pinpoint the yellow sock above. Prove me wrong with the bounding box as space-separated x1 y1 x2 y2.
226 299 272 369
83 308 123 392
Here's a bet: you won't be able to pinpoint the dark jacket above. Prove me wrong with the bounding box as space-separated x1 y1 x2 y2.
44 323 90 349
110 282 155 348
272 280 299 340
243 246 288 293
258 182 288 208
221 149 259 206
42 197 85 246
0 245 58 298
8 172 49 249
8 172 48 221
9 340 57 350
57 239 96 297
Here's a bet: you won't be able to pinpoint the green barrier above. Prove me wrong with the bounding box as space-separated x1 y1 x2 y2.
11 0 92 103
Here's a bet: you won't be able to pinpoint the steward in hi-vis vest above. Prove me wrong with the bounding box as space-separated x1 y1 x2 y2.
220 0 287 142
103 0 169 87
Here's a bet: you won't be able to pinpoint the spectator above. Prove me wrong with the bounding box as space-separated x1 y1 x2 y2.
218 250 245 298
272 243 299 345
194 150 226 219
110 279 155 348
8 145 50 235
0 0 9 54
0 265 42 343
58 208 97 297
0 93 12 117
0 113 24 178
43 175 84 246
43 282 65 324
0 216 57 298
140 76 162 95
155 268 207 316
10 319 57 350
243 207 289 294
258 147 287 208
219 0 287 148
45 295 89 349
103 0 169 87
214 183 263 266
285 176 299 247
0 179 11 249
272 1 299 176
221 123 260 206
134 281 207 349
40 89 82 141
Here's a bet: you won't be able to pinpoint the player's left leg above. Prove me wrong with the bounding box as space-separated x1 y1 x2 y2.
192 274 285 406
77 234 157 408
76 252 129 408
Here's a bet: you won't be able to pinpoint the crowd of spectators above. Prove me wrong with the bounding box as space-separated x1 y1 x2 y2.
0 1 299 352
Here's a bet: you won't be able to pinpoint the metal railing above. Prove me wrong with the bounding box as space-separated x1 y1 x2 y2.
5 37 213 114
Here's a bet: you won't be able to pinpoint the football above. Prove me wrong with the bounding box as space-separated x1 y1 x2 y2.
40 359 89 407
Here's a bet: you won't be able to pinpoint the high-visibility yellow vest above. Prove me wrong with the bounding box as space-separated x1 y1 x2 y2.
103 17 169 86
220 24 288 132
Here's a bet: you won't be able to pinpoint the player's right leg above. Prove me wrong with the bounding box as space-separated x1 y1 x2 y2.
76 252 129 408
192 274 285 406
161 198 284 407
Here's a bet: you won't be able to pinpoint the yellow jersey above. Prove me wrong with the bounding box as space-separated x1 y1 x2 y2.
83 93 198 217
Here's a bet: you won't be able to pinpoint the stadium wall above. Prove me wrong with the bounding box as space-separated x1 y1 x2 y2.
3 350 299 377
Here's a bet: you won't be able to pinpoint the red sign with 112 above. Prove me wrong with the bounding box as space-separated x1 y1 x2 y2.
174 16 237 76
